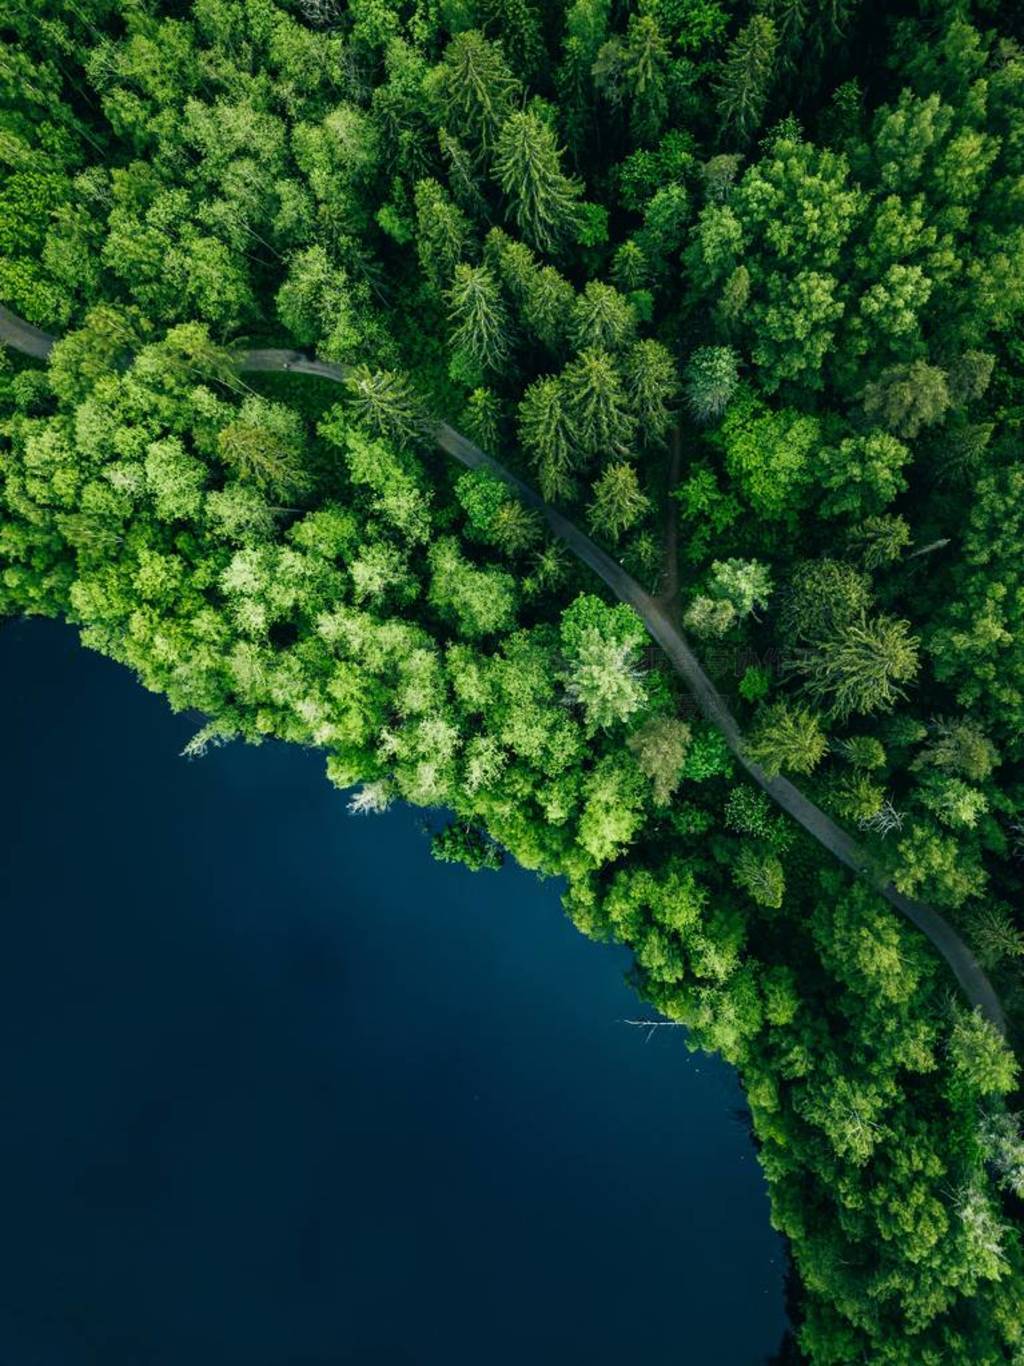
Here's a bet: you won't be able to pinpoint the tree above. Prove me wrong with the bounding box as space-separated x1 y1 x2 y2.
714 17 778 142
791 613 921 720
861 360 951 439
560 594 647 730
429 31 520 159
461 387 502 451
485 227 575 351
917 773 987 830
779 558 873 644
847 514 911 569
715 386 819 520
592 14 671 146
627 714 692 804
913 717 999 782
745 701 828 777
569 281 636 352
707 558 772 618
734 843 785 908
588 462 650 541
518 375 576 500
446 264 510 373
684 345 740 422
684 595 738 638
431 821 503 871
427 536 518 638
344 366 430 447
492 111 582 252
217 396 307 494
892 820 987 909
414 179 470 293
947 1008 1018 1098
622 340 679 444
561 349 636 461
817 431 910 518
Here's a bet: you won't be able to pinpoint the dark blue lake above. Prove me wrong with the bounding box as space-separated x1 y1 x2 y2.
0 619 786 1365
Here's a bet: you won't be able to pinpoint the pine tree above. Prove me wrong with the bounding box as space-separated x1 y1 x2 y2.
588 462 650 542
684 345 740 422
622 339 679 444
344 366 430 447
431 31 520 160
493 111 582 253
570 281 637 352
745 701 828 777
518 376 576 500
414 178 470 293
714 16 778 143
562 349 636 461
446 264 510 373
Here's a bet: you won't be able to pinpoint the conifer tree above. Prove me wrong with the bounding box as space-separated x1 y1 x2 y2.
344 366 430 447
588 463 650 542
745 701 829 777
518 376 576 500
684 345 740 421
461 387 503 451
431 31 520 160
612 239 649 291
437 130 490 220
446 263 510 373
714 16 778 142
485 228 574 352
791 613 921 720
622 339 679 445
562 349 636 461
569 281 637 352
414 179 470 293
492 111 582 252
593 14 670 146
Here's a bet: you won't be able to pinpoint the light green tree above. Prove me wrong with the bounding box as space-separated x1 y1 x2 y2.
492 110 582 252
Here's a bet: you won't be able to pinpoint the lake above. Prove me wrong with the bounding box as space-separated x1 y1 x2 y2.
0 619 787 1364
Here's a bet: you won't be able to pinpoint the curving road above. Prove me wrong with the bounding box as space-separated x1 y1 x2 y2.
1 309 1007 1032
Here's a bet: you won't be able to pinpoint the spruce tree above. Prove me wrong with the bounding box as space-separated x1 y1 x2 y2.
446 263 510 373
588 462 650 542
684 345 740 422
562 348 636 461
622 339 679 443
492 111 582 252
518 376 576 500
745 701 829 777
414 179 470 293
431 31 520 160
569 281 637 352
344 366 430 447
714 16 779 142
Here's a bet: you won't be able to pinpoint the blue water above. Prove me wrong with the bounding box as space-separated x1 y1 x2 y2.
0 620 786 1365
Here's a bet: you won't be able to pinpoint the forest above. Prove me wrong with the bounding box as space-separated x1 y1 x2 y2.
1 0 1024 1358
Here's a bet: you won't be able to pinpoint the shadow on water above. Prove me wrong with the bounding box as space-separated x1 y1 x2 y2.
0 619 789 1366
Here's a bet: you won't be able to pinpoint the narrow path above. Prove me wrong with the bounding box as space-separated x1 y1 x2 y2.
1 311 1006 1032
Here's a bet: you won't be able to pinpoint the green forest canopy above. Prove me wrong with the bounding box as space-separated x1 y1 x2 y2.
2 0 1024 1359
